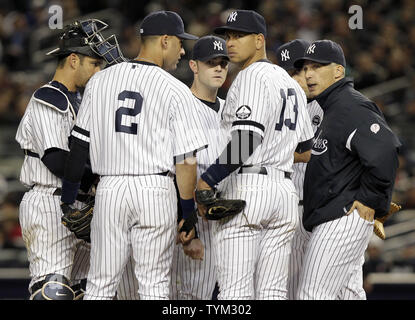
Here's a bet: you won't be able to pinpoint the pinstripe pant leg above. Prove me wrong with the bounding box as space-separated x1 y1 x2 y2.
178 218 217 300
19 190 87 291
297 209 374 300
170 243 181 300
116 253 140 300
84 177 130 300
214 221 260 300
338 255 366 300
255 179 298 300
70 241 91 283
131 176 177 300
287 205 310 300
213 175 263 300
215 174 297 300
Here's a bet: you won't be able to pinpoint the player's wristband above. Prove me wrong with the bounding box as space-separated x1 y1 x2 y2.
201 164 231 188
61 179 81 205
180 198 195 220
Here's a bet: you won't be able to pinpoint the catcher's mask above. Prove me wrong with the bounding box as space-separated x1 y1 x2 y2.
46 19 125 65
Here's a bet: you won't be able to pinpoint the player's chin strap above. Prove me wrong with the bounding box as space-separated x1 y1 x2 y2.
29 274 86 300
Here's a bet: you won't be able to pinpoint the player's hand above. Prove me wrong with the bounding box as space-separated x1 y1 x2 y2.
195 178 212 219
183 238 204 260
346 200 375 222
178 218 196 245
196 203 208 220
60 202 76 215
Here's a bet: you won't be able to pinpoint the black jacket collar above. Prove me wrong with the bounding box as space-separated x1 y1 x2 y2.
314 77 354 111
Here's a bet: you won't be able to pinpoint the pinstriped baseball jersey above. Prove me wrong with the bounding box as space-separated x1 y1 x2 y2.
195 97 226 173
16 83 79 188
209 60 313 300
70 60 209 300
221 61 314 171
15 80 90 294
291 100 323 200
71 61 207 174
171 96 225 300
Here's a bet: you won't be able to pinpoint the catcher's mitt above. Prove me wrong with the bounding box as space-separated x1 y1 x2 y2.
195 189 246 220
61 197 94 242
373 202 401 240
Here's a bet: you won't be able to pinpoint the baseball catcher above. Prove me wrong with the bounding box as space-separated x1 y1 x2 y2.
61 197 94 242
195 189 246 220
373 202 402 240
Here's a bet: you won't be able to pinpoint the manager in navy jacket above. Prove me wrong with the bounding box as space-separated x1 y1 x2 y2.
293 40 401 300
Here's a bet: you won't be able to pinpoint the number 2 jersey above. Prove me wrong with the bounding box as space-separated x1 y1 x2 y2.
221 60 314 172
71 61 208 175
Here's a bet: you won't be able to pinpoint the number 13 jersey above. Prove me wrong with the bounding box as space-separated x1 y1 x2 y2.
71 61 207 175
221 60 314 172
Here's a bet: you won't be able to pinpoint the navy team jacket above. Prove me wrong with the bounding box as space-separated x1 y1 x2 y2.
303 77 401 232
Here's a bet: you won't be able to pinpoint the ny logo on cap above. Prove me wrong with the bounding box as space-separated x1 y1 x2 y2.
281 49 290 61
228 11 238 22
307 44 316 54
213 40 223 51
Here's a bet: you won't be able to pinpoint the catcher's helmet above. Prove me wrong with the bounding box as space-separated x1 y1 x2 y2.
46 19 125 65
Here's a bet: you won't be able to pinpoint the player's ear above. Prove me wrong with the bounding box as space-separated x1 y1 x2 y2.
161 35 169 50
189 60 198 74
68 53 80 70
255 34 265 50
334 64 345 80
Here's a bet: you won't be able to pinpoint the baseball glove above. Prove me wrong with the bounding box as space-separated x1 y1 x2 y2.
373 202 401 240
61 197 94 242
195 189 246 220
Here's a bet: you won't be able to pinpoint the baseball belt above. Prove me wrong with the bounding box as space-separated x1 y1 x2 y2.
237 165 291 179
23 149 40 158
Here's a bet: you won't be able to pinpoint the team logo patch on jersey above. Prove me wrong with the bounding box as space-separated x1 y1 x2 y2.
370 123 380 134
312 115 321 126
235 105 251 119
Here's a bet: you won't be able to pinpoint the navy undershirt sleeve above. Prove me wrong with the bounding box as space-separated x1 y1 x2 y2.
61 137 89 204
201 130 262 188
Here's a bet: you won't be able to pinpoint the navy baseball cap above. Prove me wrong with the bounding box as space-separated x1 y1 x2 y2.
214 10 267 37
139 11 198 40
294 39 346 68
192 35 229 61
276 39 310 71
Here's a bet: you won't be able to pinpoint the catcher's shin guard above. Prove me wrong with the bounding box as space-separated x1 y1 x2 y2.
72 278 87 300
29 274 75 300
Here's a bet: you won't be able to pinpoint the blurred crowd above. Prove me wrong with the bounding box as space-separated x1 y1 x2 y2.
0 187 27 267
0 0 414 293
